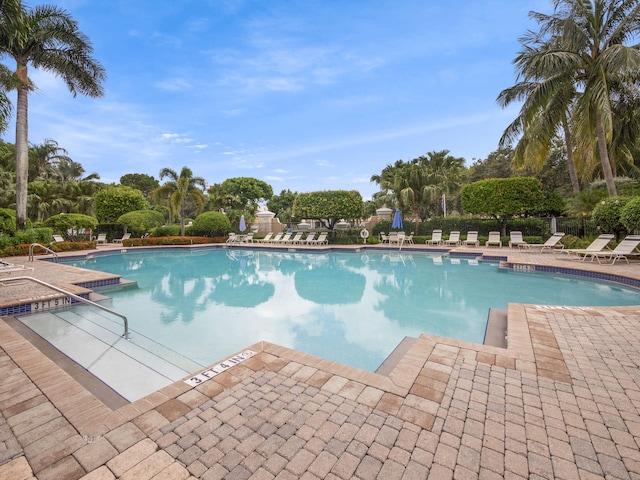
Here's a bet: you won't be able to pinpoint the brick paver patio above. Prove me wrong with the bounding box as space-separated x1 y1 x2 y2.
1 244 639 479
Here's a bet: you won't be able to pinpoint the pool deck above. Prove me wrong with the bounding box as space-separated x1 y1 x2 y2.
1 242 640 479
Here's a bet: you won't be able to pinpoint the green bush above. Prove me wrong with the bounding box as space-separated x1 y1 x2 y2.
123 236 226 247
43 213 98 239
620 196 640 233
0 208 17 236
190 211 232 237
151 225 181 237
94 186 149 222
117 210 165 237
591 197 631 239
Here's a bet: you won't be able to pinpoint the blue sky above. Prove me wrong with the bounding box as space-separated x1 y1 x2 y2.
5 0 550 200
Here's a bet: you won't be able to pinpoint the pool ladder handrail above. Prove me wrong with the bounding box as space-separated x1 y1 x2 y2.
5 276 130 338
29 243 58 262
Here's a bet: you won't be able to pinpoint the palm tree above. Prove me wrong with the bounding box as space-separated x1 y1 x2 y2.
518 0 640 197
496 36 582 193
154 167 207 236
28 138 71 181
0 2 105 229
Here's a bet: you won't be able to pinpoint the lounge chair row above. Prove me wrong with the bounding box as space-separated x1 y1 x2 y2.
425 230 569 251
255 232 328 245
479 231 566 250
560 234 640 264
426 230 480 247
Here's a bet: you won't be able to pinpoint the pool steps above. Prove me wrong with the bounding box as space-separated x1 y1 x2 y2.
15 306 202 402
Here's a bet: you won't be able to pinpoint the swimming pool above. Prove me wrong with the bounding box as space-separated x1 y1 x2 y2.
62 248 640 372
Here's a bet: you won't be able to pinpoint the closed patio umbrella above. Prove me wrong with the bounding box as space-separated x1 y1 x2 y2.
392 208 403 229
239 215 246 232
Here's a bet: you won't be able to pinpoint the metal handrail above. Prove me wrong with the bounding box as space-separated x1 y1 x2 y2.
5 276 129 338
29 243 58 262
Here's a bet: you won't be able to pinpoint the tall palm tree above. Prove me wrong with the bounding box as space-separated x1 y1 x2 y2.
518 0 640 197
0 2 105 229
154 167 207 236
496 35 582 193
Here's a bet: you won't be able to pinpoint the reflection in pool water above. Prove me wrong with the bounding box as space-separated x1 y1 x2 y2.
68 249 640 372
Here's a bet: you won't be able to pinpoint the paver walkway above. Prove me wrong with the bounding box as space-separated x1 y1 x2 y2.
0 245 639 479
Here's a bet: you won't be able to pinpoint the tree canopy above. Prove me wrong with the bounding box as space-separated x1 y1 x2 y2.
94 186 148 222
461 177 545 235
292 190 363 230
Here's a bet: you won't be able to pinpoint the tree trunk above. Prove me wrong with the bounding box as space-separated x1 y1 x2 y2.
561 116 580 193
14 70 29 230
595 114 617 197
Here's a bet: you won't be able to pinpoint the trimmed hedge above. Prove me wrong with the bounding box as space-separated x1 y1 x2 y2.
123 236 226 247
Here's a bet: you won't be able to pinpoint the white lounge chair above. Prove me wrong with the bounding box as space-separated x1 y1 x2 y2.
426 230 442 245
52 235 64 243
113 232 131 244
443 231 461 246
277 233 292 244
96 233 107 245
0 259 34 276
508 231 528 248
259 233 273 243
462 231 479 247
486 231 502 247
525 232 565 252
302 233 316 244
289 232 304 244
562 234 614 259
379 232 389 243
268 233 283 244
581 235 640 264
311 233 328 245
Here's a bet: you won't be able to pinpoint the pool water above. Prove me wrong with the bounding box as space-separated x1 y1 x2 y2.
67 249 640 372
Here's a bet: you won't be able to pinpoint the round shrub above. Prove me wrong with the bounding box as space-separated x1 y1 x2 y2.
117 210 165 237
94 186 149 222
620 196 640 233
191 211 231 237
0 208 17 235
43 213 98 238
591 196 630 238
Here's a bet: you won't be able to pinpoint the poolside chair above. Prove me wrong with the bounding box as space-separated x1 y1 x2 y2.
426 229 442 246
96 233 107 245
52 234 65 243
277 233 292 244
225 233 237 244
0 259 34 276
405 232 414 244
268 233 283 244
379 232 389 243
236 233 253 243
581 235 640 264
442 231 461 246
561 234 614 259
289 232 304 244
462 231 479 247
259 233 273 243
311 233 328 245
113 232 131 244
486 231 502 247
388 232 399 244
302 232 316 244
525 232 565 252
508 231 528 248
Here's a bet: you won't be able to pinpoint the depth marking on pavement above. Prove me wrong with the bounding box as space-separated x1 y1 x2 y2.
185 350 257 387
